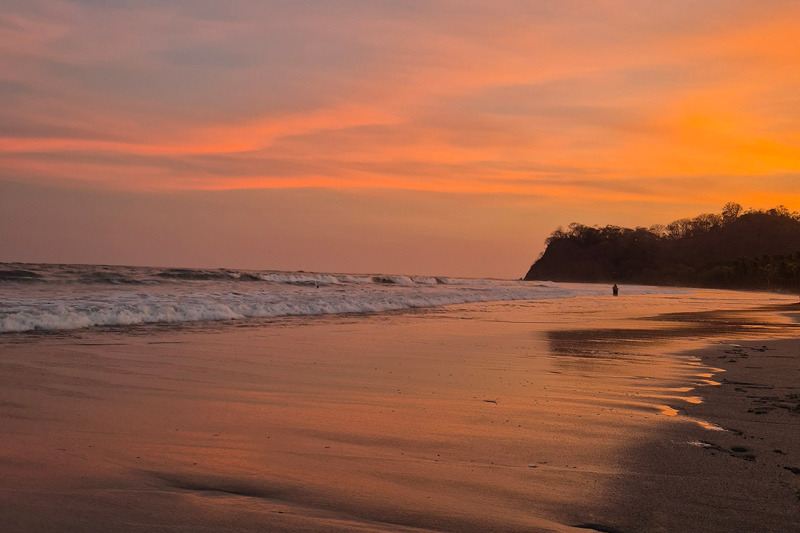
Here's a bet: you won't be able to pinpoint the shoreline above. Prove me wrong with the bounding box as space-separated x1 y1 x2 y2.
678 336 800 528
525 277 800 299
0 295 798 532
585 337 800 532
580 304 800 532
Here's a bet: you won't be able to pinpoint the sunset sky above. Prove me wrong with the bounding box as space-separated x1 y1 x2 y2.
2 0 799 277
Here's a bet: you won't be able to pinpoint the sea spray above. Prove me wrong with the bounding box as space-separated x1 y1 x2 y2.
0 263 682 332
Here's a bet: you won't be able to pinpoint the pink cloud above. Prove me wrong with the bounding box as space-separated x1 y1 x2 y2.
1 0 798 210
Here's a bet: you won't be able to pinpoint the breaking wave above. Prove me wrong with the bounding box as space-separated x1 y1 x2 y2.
0 263 677 333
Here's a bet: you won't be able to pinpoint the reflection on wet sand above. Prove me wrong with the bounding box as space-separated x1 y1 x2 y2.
0 293 797 532
566 304 800 532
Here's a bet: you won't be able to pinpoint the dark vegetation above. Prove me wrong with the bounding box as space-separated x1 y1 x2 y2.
525 203 800 293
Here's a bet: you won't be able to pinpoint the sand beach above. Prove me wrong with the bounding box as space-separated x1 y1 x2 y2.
4 2 800 530
0 291 798 532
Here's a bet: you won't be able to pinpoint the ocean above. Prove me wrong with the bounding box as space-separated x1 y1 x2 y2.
0 262 694 333
2 262 799 531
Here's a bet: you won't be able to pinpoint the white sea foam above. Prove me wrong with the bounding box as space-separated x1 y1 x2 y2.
258 272 342 285
0 263 685 333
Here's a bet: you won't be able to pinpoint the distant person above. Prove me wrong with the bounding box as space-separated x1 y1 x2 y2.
612 284 619 296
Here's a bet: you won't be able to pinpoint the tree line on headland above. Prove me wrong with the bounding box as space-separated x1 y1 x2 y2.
524 203 800 293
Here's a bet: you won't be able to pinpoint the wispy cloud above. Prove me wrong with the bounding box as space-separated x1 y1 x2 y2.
2 0 799 209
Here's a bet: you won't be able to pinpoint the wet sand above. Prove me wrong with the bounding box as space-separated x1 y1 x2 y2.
0 292 797 532
553 303 800 532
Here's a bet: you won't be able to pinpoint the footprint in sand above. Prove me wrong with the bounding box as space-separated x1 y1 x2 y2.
695 441 757 462
729 446 756 461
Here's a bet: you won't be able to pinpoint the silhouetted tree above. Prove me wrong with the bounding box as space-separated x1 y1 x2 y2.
525 203 800 292
722 202 743 222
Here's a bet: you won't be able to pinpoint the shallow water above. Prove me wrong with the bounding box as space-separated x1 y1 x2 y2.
1 290 796 531
1 262 693 332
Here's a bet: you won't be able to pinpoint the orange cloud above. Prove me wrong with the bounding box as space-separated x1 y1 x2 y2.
2 0 800 215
